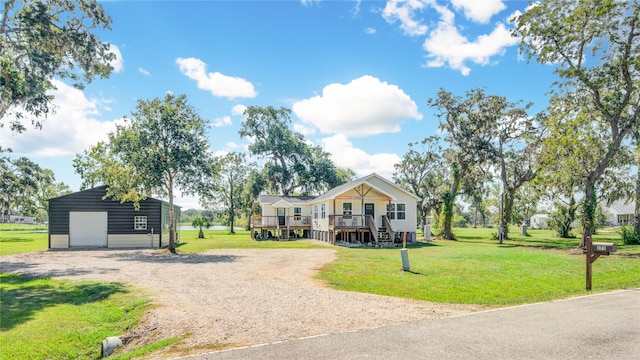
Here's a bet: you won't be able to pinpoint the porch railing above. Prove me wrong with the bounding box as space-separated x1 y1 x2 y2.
251 216 311 228
367 215 378 242
330 214 365 228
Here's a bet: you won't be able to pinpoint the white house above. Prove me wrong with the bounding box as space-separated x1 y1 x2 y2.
606 200 635 226
252 173 420 246
529 214 549 229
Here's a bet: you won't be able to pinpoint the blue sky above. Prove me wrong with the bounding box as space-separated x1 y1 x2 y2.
1 0 557 209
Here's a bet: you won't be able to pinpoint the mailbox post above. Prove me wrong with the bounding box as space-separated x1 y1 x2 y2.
584 235 617 291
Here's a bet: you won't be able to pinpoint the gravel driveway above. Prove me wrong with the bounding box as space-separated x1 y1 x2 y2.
1 246 480 357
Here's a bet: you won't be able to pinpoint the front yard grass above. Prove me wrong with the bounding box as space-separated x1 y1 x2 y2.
0 231 49 256
318 227 640 305
0 274 152 359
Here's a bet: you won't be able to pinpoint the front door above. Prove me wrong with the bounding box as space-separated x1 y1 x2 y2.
277 208 286 226
365 203 375 224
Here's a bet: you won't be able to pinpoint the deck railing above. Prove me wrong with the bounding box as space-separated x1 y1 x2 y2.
251 216 311 228
329 214 365 228
287 216 311 227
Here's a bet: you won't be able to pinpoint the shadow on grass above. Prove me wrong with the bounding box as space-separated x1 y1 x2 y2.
0 238 38 243
0 273 127 331
335 241 440 250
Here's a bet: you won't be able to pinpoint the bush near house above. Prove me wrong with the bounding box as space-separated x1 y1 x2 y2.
619 225 640 245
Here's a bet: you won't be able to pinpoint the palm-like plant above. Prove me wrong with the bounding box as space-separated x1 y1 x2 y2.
192 217 211 239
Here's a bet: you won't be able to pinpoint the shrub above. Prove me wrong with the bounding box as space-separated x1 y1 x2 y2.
619 225 640 245
452 214 467 228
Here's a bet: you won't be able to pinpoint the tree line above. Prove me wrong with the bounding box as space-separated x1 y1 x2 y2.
1 1 639 248
0 148 71 222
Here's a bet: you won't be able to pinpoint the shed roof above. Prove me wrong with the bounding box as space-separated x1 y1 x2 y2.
49 185 179 208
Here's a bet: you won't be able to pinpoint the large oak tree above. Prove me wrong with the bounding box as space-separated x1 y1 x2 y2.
393 136 446 236
1 0 114 132
239 106 343 196
514 0 640 246
74 93 215 253
428 89 499 240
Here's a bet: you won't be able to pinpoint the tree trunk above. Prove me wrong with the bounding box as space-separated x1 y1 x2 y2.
168 179 177 254
420 209 427 238
635 141 640 237
473 204 478 228
198 228 204 238
440 193 455 240
229 182 236 234
502 190 515 240
441 163 462 240
580 181 597 248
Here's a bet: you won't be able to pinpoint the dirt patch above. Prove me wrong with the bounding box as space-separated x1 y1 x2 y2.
1 247 481 357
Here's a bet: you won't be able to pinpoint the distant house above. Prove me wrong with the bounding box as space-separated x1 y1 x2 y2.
8 215 37 224
48 185 180 249
252 173 419 246
606 200 636 226
529 214 549 230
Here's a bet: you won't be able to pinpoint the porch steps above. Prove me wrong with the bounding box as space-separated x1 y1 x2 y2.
377 228 394 247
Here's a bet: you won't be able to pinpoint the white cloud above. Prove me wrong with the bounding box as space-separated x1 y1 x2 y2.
451 0 506 24
380 0 516 75
107 44 124 73
0 79 123 157
382 0 430 36
292 75 422 137
365 27 376 34
423 22 518 76
293 122 317 136
176 57 257 99
138 67 150 76
231 104 247 116
226 142 239 149
301 0 320 6
321 134 400 179
213 150 229 158
211 116 232 128
174 190 202 210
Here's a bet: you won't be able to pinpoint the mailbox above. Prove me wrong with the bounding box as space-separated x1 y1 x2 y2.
592 242 617 254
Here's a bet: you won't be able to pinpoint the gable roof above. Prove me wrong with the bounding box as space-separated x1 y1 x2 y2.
259 195 316 206
607 199 634 215
259 173 419 206
313 173 419 202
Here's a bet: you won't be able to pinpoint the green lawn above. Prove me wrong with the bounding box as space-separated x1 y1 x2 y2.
0 231 49 256
0 223 48 231
1 226 638 358
0 274 154 359
318 227 640 305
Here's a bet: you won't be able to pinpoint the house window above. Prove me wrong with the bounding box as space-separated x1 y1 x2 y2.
134 216 147 230
314 205 318 219
343 202 352 215
294 207 302 217
321 204 326 219
387 203 406 220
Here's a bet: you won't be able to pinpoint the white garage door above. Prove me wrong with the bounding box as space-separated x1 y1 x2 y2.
69 212 108 247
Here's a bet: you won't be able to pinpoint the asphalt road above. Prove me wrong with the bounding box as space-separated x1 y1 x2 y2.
183 289 640 360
